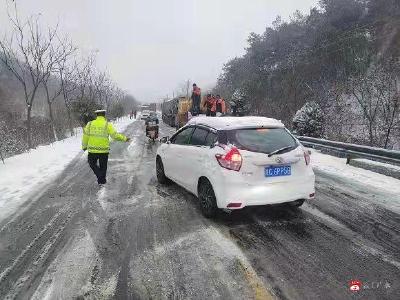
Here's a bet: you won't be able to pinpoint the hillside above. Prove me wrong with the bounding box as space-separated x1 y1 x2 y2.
214 0 400 149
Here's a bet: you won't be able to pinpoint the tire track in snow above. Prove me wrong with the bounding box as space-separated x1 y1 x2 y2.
0 204 74 298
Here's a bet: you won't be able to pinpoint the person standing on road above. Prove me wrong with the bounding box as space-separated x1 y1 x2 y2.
82 109 130 185
205 94 213 116
215 95 226 116
210 95 217 117
191 83 201 116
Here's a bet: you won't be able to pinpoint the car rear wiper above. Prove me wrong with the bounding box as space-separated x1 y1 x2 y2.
268 145 296 157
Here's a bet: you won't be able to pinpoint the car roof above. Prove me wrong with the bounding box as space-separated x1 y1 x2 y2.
186 116 285 130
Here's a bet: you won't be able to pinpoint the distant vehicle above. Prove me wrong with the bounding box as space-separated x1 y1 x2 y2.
161 98 177 127
141 103 156 111
141 110 151 120
156 116 315 218
161 96 192 128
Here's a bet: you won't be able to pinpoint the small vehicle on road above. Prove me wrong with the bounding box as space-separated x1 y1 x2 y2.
141 110 151 120
156 116 315 217
145 112 159 141
146 122 159 141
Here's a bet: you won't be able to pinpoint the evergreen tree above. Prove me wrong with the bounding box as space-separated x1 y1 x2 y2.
293 101 324 137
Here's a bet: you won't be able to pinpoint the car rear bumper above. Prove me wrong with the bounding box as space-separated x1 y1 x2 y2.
215 174 315 209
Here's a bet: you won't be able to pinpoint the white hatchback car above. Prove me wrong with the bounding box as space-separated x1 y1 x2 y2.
156 116 315 217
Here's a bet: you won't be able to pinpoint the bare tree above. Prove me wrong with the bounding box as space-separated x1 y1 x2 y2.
41 37 76 141
75 54 96 103
375 64 400 148
349 71 381 146
0 4 58 148
93 71 115 109
174 80 192 98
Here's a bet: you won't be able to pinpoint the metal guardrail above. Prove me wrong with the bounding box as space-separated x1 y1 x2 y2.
297 136 400 166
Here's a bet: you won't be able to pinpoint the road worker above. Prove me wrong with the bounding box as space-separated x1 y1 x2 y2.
82 109 130 185
215 95 226 116
205 94 215 116
191 83 201 116
210 95 217 117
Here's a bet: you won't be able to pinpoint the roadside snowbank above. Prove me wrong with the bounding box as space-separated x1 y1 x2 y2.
310 149 400 195
0 116 135 223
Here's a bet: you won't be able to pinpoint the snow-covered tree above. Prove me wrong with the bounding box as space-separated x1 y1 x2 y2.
231 88 249 116
293 101 324 137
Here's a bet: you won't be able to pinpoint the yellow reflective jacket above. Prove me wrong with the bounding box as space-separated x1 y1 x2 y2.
82 116 127 153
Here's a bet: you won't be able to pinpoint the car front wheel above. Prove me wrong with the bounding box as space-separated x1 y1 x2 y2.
198 179 218 218
156 157 169 184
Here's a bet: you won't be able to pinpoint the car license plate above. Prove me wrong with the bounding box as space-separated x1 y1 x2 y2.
265 165 291 177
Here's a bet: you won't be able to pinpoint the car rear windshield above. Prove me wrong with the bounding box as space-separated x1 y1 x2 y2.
225 128 298 154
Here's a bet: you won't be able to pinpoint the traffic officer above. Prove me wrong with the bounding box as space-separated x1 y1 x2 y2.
82 109 130 185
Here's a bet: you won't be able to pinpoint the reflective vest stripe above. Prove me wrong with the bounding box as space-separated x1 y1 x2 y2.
88 146 110 150
85 133 109 138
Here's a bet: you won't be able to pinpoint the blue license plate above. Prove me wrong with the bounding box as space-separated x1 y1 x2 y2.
265 165 291 177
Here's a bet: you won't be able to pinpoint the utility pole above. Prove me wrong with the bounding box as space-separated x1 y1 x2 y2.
186 79 190 99
0 142 4 164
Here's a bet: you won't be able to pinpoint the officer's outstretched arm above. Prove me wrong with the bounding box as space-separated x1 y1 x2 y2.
108 123 128 142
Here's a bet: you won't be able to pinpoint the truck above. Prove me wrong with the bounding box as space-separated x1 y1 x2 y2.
162 96 192 128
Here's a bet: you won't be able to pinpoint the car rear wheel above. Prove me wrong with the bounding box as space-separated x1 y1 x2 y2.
156 157 169 184
291 199 305 207
198 179 218 218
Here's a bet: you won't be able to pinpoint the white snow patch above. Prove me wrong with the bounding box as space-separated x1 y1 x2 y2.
129 226 268 299
311 149 400 195
302 204 400 270
310 149 400 212
97 187 108 211
0 116 135 223
31 229 98 299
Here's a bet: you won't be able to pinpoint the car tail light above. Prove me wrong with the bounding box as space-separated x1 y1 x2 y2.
304 150 310 166
215 147 242 171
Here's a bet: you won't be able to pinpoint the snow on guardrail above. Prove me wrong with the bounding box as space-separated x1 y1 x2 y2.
297 136 400 166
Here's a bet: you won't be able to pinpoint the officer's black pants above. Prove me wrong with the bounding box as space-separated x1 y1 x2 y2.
88 153 109 184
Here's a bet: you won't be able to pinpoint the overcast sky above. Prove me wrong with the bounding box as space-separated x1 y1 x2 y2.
0 0 318 102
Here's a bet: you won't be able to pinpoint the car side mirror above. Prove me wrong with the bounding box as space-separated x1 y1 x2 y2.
160 136 169 143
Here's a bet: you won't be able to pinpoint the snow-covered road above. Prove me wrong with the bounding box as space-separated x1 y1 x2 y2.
0 119 399 299
0 116 134 224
